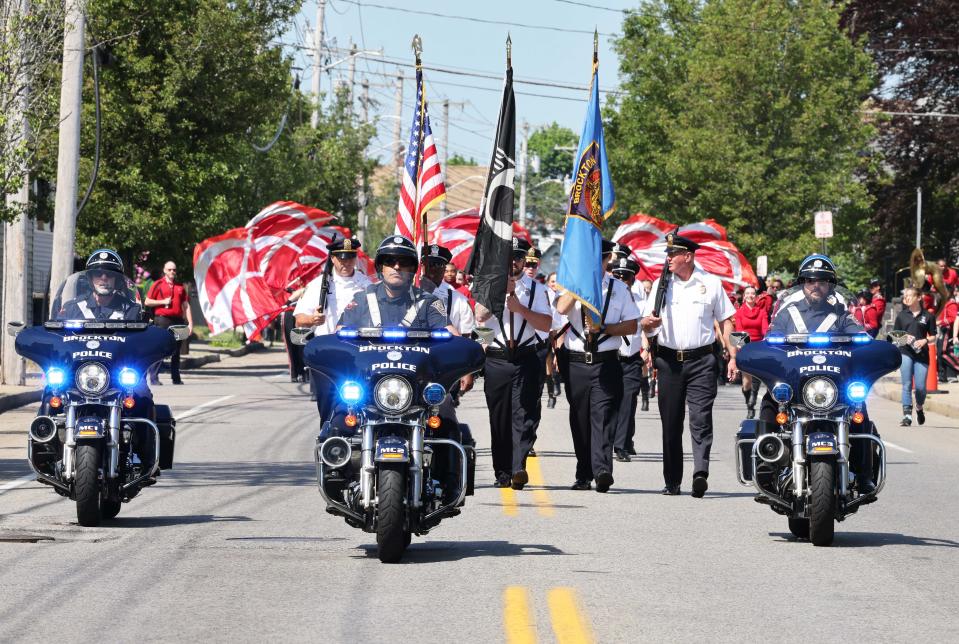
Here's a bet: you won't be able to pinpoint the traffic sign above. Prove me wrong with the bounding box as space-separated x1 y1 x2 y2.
814 211 833 239
756 255 768 277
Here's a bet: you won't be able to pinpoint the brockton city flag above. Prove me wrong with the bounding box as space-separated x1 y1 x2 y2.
555 46 616 320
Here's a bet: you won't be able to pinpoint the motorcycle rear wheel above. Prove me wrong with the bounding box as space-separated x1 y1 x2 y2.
74 445 102 527
376 466 407 563
788 517 810 540
808 458 836 546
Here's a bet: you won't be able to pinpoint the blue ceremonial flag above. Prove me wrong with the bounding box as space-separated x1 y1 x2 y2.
556 44 616 320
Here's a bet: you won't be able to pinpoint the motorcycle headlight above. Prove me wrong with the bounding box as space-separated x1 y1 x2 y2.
76 362 110 396
118 368 139 388
423 382 446 406
374 376 412 413
802 377 837 410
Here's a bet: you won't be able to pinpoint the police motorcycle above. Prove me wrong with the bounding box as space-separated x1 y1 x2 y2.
733 287 901 546
7 267 188 527
292 325 484 563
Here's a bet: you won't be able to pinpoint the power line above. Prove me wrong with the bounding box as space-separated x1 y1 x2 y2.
553 0 626 12
337 0 618 37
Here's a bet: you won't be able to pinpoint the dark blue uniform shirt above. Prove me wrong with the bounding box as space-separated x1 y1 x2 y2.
769 295 863 335
60 295 142 321
338 283 448 329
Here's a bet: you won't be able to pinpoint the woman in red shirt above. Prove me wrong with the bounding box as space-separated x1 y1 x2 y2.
734 286 768 418
852 291 880 337
938 287 959 382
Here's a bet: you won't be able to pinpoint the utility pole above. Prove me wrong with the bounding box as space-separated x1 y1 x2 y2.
393 72 404 180
310 0 326 128
347 43 357 116
49 0 85 309
357 79 369 246
2 0 31 385
916 186 922 249
518 120 529 228
440 99 449 218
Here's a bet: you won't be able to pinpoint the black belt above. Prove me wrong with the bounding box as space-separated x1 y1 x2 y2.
487 346 537 361
658 344 713 363
619 353 643 363
565 349 619 365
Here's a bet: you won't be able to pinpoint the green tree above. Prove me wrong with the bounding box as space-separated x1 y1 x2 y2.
447 152 476 165
527 122 576 179
607 0 880 270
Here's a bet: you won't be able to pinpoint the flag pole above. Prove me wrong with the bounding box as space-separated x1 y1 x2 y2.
412 34 427 257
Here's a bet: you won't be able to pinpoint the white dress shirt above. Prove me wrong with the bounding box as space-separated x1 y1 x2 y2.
486 275 552 348
642 268 735 350
620 282 646 357
294 271 371 335
433 281 475 335
553 275 641 352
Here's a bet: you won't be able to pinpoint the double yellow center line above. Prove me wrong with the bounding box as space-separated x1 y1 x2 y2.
498 455 554 517
504 586 595 644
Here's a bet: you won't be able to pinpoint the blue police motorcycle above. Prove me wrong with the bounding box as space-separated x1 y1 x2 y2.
7 270 187 526
294 326 484 563
735 319 901 546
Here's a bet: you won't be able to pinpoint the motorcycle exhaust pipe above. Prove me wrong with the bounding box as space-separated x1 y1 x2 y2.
29 416 59 444
319 437 352 469
755 434 788 466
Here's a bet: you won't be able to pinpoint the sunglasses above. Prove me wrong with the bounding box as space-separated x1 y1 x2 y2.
666 250 690 257
89 270 112 278
381 256 418 269
524 261 540 268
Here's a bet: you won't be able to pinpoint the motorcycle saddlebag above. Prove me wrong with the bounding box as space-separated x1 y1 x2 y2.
736 420 759 482
155 404 176 470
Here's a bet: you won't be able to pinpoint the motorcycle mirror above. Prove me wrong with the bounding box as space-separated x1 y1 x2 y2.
474 326 495 347
6 321 24 337
729 331 750 348
290 327 314 346
168 325 191 342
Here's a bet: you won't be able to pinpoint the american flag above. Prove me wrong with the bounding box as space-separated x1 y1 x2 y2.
395 67 446 246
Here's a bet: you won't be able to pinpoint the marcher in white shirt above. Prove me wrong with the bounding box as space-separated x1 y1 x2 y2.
421 244 475 336
482 238 552 490
609 258 650 462
293 236 371 413
553 240 640 493
640 233 737 498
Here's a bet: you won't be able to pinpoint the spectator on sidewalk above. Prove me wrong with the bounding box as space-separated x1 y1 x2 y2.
894 287 936 426
145 261 193 385
937 287 959 383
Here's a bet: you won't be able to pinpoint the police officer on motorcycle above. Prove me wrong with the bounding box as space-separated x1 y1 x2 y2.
759 254 876 494
59 249 142 321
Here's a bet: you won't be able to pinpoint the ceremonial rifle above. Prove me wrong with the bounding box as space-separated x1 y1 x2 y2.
648 229 678 361
317 233 339 317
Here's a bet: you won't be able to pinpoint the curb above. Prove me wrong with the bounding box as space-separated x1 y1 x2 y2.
873 377 959 420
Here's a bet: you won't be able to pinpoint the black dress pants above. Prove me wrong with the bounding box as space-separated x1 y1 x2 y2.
614 355 644 451
656 352 718 487
154 315 185 382
281 311 305 380
484 351 542 476
558 349 622 481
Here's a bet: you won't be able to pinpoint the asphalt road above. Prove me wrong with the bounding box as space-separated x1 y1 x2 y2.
1 347 957 643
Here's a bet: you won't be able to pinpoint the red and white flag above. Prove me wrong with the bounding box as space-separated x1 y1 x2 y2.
193 228 287 336
429 207 532 270
612 212 758 291
395 66 446 246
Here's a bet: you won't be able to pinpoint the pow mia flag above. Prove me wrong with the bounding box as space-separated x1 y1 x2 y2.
467 41 515 322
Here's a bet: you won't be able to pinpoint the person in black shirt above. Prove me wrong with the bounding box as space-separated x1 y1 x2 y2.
894 287 936 426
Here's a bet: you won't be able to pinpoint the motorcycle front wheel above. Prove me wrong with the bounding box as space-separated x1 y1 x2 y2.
376 466 407 563
74 444 102 527
808 458 836 546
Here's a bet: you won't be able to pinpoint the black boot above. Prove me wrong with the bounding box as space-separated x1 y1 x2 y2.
639 377 650 411
855 445 876 495
747 387 758 419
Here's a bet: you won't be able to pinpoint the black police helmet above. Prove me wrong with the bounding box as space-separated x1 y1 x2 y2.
86 249 124 274
797 254 837 284
375 235 419 269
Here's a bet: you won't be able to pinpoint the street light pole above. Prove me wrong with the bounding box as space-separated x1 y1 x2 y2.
310 0 326 128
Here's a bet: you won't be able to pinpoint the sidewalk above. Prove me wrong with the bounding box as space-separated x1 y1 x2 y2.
0 339 268 414
874 375 959 421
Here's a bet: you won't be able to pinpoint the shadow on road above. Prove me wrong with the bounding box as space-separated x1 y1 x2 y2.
108 514 253 528
355 540 566 562
162 461 315 487
770 531 959 548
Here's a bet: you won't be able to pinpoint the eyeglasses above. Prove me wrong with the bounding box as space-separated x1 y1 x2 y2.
381 256 418 269
666 250 690 257
166 268 177 273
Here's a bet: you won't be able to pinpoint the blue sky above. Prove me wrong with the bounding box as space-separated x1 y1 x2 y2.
281 0 633 166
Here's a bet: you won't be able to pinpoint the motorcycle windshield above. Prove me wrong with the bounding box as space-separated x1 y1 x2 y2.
50 270 143 322
15 324 175 390
737 333 901 402
304 329 485 391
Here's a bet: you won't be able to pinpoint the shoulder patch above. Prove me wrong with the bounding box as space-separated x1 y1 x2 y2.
431 299 447 316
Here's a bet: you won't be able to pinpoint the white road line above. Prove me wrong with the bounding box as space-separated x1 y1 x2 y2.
0 473 36 494
176 395 235 422
884 440 913 454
